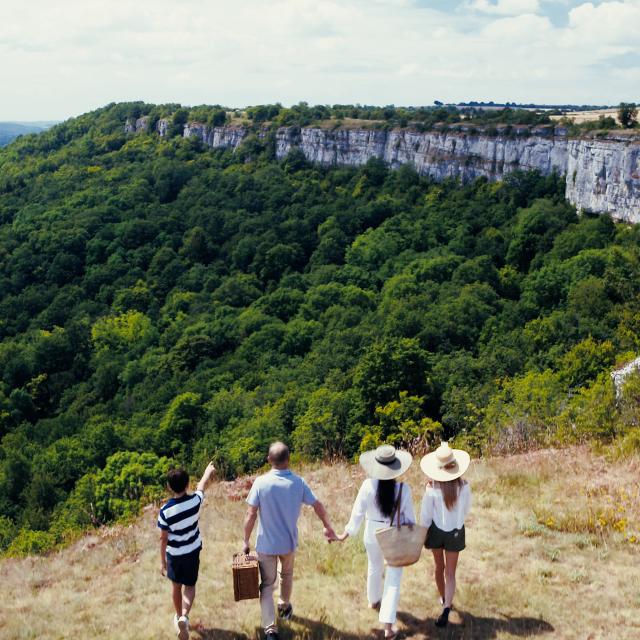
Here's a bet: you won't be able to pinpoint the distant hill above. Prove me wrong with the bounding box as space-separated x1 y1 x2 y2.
0 121 58 146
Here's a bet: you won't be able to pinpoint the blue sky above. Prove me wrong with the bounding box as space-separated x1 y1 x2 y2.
0 0 638 120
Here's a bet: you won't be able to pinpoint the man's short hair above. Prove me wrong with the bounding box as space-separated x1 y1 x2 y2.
167 468 189 493
268 442 290 466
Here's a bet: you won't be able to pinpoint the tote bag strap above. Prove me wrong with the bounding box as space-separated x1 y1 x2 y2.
390 483 403 529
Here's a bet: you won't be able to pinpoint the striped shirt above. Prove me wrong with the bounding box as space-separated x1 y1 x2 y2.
157 490 204 556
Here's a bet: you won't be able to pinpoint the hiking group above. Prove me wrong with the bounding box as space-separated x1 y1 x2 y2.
158 440 472 640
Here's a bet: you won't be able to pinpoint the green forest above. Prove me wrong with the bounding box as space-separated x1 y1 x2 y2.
0 102 639 556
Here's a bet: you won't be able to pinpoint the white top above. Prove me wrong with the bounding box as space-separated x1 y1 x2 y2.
344 478 416 545
420 482 471 532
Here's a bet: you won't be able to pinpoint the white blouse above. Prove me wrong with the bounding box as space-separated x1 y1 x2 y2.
420 482 471 532
344 478 416 545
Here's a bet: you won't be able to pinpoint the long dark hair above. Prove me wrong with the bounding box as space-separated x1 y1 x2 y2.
375 479 397 519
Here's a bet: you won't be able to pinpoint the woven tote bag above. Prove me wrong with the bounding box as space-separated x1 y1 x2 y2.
375 484 428 567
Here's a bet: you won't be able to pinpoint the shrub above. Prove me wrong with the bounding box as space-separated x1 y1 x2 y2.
0 515 17 552
76 451 173 524
6 529 57 557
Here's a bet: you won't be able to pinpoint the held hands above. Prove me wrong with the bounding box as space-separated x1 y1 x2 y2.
323 527 338 542
326 529 349 543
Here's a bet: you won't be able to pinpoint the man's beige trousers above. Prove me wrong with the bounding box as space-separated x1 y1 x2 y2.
257 552 295 633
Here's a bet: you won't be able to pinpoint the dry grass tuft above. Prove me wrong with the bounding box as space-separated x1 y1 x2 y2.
1 446 639 639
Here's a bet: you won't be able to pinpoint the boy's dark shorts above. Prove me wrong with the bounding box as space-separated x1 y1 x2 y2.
166 549 200 586
425 523 465 552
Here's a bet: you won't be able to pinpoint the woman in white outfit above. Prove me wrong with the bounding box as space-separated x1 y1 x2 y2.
334 444 415 640
420 442 471 628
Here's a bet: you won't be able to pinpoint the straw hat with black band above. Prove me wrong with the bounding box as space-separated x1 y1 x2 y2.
359 444 413 480
420 442 470 482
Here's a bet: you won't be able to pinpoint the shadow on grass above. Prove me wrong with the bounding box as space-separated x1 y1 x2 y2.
193 611 553 640
192 628 250 640
194 615 381 640
397 610 555 639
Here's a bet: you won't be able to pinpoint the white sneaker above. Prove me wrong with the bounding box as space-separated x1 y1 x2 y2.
177 615 189 640
173 614 180 633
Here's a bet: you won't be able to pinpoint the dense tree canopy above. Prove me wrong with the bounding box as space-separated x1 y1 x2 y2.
0 102 639 555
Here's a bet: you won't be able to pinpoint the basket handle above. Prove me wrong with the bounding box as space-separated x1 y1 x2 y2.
391 483 403 530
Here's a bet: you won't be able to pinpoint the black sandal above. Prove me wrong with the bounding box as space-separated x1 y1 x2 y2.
435 607 451 628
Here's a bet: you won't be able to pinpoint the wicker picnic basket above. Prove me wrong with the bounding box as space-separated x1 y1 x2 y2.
232 553 260 601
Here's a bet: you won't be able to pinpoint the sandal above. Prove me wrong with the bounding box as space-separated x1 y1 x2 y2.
435 607 451 628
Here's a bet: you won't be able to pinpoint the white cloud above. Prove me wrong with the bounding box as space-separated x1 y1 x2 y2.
0 0 638 120
568 1 640 46
466 0 541 15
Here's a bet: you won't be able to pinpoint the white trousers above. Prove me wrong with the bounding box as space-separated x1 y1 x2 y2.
364 539 403 625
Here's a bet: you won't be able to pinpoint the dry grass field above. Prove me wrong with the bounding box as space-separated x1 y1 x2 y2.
1 447 639 640
549 109 619 125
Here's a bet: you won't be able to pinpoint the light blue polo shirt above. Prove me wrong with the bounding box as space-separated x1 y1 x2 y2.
247 469 318 555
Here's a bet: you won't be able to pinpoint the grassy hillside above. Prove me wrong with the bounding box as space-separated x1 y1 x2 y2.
1 447 638 639
1 102 640 557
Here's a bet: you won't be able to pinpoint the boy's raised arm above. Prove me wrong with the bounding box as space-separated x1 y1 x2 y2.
196 462 217 493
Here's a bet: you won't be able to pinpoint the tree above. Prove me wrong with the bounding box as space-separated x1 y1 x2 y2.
208 109 227 127
618 102 637 129
170 108 189 137
157 392 204 458
292 388 351 458
373 391 442 450
353 337 432 411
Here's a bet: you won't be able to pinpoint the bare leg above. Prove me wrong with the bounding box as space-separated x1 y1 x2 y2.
444 551 459 608
171 582 182 616
182 585 196 616
431 549 445 602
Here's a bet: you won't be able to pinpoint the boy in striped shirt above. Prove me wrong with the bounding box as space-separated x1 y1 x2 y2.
158 462 216 640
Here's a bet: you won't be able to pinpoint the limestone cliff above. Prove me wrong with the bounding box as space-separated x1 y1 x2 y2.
124 118 640 223
566 134 640 224
273 126 568 183
183 123 246 151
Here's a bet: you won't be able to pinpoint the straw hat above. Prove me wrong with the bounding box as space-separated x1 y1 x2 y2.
359 444 413 480
420 442 470 481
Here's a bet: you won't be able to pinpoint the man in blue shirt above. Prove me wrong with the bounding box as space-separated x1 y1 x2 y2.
243 442 337 639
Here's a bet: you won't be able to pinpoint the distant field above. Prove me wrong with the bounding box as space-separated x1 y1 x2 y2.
1 446 638 639
550 109 619 124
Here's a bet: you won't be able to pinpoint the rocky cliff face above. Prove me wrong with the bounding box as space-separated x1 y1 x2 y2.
124 118 640 222
183 123 247 151
274 127 568 183
565 135 640 224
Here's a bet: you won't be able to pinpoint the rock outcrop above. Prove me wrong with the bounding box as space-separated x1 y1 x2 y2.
183 123 247 151
124 118 640 223
273 127 568 183
611 356 640 398
566 135 640 224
